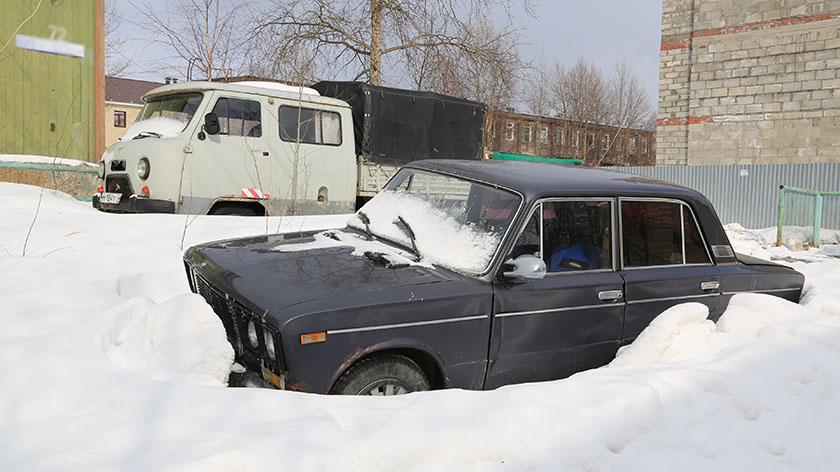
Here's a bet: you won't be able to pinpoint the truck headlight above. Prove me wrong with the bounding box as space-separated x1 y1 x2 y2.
247 320 259 349
264 331 276 360
137 157 150 180
98 161 106 179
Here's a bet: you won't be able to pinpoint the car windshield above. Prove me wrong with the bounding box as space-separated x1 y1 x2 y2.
348 168 522 275
123 93 204 139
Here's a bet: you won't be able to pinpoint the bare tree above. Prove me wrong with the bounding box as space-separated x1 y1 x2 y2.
258 0 531 86
550 58 609 163
139 0 245 80
403 17 524 153
607 61 651 130
105 0 131 76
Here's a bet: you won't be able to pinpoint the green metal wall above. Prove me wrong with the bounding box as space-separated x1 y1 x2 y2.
0 0 96 162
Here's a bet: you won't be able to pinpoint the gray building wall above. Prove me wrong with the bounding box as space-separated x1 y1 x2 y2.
658 0 840 166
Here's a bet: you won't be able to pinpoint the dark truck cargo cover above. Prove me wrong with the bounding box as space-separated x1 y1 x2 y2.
312 81 486 166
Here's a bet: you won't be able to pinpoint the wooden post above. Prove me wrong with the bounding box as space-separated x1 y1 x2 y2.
94 0 105 160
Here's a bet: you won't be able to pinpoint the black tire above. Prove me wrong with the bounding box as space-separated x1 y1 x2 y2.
210 206 257 216
331 354 430 396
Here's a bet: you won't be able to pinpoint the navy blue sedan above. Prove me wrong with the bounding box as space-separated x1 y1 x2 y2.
183 160 804 395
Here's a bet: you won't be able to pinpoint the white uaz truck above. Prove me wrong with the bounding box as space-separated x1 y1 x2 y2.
93 80 486 216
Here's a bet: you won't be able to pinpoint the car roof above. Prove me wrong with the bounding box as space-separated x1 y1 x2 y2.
407 159 701 202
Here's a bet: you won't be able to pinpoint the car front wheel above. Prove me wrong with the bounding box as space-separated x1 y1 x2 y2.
331 354 430 396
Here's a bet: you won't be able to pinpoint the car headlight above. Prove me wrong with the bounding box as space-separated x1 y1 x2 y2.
137 157 150 180
247 320 259 349
98 160 106 179
264 330 276 360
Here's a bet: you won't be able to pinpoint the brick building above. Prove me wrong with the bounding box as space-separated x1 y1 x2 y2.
104 77 162 147
488 110 656 166
659 0 840 165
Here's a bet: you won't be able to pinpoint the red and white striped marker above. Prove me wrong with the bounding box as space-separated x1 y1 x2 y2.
241 188 270 199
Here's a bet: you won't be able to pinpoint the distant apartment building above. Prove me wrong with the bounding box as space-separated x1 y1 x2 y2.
659 0 840 165
487 110 656 166
104 77 162 147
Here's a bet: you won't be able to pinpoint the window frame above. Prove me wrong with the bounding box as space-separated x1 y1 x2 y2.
618 197 713 271
114 110 126 128
523 124 532 143
508 197 618 276
505 122 515 141
211 96 263 137
277 105 343 146
539 126 548 145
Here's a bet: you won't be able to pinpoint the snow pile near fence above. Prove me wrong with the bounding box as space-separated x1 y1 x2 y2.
121 116 188 140
2 181 840 471
0 153 98 167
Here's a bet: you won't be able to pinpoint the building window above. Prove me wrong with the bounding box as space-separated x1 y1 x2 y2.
539 126 548 145
574 130 581 148
505 122 515 141
629 137 637 153
556 129 564 146
523 124 532 143
641 138 649 154
114 110 126 128
602 134 610 148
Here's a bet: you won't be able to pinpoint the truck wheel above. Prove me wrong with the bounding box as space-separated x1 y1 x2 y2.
331 354 430 395
210 206 257 216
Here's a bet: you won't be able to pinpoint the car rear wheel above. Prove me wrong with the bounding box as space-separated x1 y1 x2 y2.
331 354 430 396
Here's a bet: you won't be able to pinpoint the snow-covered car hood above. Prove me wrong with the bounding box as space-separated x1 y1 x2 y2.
184 229 454 320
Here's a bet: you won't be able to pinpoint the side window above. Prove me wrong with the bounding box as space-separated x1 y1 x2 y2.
543 200 612 272
211 98 262 137
278 106 342 145
621 200 710 267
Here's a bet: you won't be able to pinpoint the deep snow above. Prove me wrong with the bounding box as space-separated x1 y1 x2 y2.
2 181 840 471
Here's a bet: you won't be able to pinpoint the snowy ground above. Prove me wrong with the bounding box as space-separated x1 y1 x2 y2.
2 181 840 471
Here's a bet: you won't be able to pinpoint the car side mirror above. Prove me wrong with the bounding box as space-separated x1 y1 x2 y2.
203 112 220 135
502 254 546 280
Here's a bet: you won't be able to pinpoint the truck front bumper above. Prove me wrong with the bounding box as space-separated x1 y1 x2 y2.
92 194 175 214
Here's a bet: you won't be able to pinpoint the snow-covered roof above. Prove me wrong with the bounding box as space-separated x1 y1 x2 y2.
142 81 349 108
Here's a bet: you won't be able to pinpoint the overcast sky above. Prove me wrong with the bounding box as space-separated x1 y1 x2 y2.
114 0 663 108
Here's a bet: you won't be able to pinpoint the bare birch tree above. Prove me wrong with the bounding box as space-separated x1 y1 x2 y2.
257 0 531 86
139 0 245 80
550 58 609 163
607 61 651 130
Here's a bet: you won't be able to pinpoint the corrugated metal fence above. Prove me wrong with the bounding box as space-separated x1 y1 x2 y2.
602 163 840 229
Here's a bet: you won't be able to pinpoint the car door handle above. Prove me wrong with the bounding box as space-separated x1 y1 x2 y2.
598 290 623 301
701 281 720 291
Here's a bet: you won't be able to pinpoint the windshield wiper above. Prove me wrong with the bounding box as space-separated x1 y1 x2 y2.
356 211 375 240
134 131 161 139
393 215 422 261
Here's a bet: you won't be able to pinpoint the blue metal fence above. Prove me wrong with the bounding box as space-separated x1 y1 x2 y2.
603 163 840 229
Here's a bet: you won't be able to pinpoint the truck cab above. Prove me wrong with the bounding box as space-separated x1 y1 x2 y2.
93 81 356 216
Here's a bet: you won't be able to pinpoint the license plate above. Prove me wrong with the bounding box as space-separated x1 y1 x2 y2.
100 192 122 204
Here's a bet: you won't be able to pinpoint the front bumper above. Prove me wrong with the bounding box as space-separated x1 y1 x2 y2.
92 194 175 214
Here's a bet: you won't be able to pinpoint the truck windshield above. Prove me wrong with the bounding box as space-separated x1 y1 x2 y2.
129 93 204 138
348 168 521 275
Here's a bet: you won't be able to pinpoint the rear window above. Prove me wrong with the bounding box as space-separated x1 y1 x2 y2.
620 200 710 267
279 106 341 145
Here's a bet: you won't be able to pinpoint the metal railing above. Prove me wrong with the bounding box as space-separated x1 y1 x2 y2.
776 185 840 248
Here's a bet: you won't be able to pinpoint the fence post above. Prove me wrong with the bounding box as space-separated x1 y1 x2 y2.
776 185 785 247
813 193 823 248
